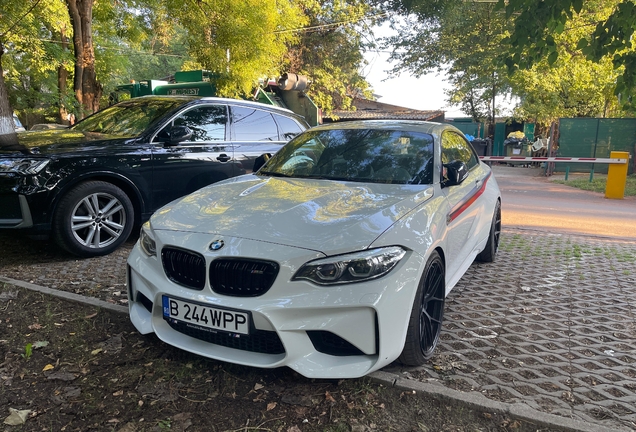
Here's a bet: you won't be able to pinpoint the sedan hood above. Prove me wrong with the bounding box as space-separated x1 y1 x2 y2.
1 129 132 155
151 175 434 254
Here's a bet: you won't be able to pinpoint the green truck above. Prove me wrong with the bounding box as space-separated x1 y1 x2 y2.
111 70 321 126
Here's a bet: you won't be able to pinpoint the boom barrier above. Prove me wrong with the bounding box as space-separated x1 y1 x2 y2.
479 151 631 200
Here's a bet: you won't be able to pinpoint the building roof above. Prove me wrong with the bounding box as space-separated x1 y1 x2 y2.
325 98 445 123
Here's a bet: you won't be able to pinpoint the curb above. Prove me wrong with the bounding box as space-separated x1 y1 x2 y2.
0 275 128 314
1 275 630 432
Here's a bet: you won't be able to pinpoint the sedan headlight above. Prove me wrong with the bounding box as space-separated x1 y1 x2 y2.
0 158 50 175
139 222 157 257
293 246 406 285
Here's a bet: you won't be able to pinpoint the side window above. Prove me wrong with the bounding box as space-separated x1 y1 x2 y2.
442 132 479 169
231 107 279 141
274 114 303 141
169 105 227 142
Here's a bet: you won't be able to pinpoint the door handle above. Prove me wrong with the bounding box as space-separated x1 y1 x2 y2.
216 154 231 162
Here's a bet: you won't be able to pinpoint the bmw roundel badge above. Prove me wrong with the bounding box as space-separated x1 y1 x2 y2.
209 240 224 251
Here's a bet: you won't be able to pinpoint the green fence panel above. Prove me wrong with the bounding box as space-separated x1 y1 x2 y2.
494 122 506 156
557 118 636 174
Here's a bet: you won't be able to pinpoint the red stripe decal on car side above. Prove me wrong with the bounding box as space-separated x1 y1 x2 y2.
448 172 491 223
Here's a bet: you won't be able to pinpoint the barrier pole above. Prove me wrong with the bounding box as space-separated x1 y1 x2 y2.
605 151 629 199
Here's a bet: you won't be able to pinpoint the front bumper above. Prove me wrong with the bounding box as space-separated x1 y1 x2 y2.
0 173 52 230
127 230 425 379
0 194 34 228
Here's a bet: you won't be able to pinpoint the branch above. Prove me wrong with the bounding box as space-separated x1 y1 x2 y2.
0 0 45 40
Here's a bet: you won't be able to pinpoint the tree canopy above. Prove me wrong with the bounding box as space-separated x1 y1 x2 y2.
381 0 633 126
2 0 377 133
5 0 636 136
509 1 623 127
384 1 511 123
499 0 636 109
283 0 381 115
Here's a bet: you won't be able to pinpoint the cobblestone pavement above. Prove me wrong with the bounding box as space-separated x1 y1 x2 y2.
385 228 636 431
1 228 636 430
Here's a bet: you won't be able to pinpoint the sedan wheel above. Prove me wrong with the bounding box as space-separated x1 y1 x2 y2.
399 251 445 366
53 181 134 257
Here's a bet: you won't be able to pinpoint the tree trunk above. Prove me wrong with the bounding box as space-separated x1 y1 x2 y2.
490 73 496 138
0 42 19 147
58 27 70 124
66 0 102 119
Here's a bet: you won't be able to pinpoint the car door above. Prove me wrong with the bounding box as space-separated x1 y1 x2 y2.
151 104 237 209
441 130 488 281
229 106 299 174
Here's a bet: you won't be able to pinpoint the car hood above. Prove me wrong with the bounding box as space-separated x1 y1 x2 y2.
0 129 133 155
150 175 434 254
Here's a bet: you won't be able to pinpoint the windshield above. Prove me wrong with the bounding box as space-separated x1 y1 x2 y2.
71 98 186 137
13 114 24 129
260 128 435 185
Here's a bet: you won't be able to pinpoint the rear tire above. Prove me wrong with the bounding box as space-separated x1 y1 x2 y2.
52 181 134 257
476 200 501 263
399 251 446 366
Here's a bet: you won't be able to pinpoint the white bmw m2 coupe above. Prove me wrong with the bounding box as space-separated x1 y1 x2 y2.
127 120 501 379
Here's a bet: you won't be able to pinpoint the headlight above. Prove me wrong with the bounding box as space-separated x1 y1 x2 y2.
139 222 157 257
293 246 406 285
0 158 50 175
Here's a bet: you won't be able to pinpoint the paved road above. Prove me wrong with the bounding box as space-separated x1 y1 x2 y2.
492 165 636 239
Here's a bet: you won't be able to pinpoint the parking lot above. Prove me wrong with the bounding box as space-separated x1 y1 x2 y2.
2 224 635 430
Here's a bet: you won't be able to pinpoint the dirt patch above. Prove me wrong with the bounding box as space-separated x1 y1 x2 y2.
0 285 557 432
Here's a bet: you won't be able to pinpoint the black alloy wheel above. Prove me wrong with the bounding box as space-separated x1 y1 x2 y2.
399 251 446 366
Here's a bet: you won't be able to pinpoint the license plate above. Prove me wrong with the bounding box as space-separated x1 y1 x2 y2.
162 296 250 335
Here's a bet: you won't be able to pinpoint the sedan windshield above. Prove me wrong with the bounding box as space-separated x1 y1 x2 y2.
260 128 435 185
71 98 186 137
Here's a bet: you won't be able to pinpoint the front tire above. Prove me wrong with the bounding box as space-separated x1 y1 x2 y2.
52 181 134 257
399 251 446 366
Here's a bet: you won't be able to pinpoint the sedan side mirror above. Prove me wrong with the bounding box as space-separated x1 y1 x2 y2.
253 153 272 172
165 125 193 145
442 160 469 187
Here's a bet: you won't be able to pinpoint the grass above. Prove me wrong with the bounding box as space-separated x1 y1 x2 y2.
553 174 636 196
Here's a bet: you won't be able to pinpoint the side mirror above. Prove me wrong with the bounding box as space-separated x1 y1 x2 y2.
443 160 469 187
165 125 193 145
253 153 272 172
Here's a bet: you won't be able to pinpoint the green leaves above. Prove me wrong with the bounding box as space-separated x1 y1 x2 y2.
576 38 589 50
500 0 636 112
383 1 511 121
283 0 379 114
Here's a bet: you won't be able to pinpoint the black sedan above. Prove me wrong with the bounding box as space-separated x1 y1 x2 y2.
0 96 309 257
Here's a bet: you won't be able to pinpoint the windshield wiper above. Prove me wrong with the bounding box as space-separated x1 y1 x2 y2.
258 171 293 178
